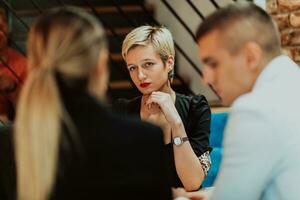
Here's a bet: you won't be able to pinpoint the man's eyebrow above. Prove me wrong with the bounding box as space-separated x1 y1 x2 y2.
202 57 216 64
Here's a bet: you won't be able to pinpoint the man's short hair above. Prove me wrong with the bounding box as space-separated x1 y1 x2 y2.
196 2 281 58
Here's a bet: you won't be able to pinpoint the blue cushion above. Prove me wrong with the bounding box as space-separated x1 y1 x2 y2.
202 112 228 187
210 112 228 148
202 147 222 187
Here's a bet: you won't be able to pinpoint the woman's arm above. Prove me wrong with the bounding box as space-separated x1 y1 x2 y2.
146 92 211 191
172 121 206 191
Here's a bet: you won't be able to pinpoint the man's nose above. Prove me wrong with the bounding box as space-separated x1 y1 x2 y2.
203 67 214 85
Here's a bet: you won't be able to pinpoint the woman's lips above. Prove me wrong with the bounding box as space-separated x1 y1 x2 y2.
140 82 151 88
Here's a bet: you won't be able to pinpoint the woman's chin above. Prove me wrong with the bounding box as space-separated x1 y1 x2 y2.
139 88 155 95
141 91 152 95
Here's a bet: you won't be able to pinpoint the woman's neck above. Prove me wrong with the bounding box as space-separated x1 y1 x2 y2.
157 81 176 102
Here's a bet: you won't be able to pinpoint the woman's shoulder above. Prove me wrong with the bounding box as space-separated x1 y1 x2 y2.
105 106 164 145
114 95 141 106
175 93 210 123
112 96 142 114
176 93 209 107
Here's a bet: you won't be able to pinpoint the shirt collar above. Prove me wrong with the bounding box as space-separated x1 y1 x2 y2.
253 55 293 91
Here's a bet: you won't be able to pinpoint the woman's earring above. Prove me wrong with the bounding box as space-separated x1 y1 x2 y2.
168 70 174 79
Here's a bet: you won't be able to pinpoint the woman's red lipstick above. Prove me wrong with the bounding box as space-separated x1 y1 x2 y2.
140 82 151 88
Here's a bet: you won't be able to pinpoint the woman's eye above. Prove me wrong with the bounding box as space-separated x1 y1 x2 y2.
128 66 136 72
144 62 154 68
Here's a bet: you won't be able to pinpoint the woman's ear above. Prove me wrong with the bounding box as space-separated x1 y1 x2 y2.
97 49 109 76
166 55 174 72
89 49 109 99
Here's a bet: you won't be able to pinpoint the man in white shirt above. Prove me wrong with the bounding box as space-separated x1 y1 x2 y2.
196 2 300 200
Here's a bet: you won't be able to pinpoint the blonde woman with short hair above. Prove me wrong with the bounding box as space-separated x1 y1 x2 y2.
115 25 211 191
13 9 171 200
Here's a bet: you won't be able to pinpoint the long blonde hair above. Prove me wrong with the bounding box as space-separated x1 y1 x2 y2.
14 7 107 200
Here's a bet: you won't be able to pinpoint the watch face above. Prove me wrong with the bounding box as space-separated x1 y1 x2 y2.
174 137 182 145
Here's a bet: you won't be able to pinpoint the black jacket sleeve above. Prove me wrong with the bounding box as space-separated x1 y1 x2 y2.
187 95 212 157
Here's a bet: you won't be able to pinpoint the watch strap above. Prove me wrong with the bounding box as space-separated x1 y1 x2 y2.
181 136 189 143
173 136 189 145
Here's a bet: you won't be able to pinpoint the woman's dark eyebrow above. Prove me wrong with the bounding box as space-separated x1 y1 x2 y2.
126 63 135 67
141 58 155 62
127 58 155 67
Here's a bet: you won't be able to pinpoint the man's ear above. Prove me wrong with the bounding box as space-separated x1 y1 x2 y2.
243 41 262 71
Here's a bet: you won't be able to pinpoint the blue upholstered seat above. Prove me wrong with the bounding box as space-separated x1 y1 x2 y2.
202 112 228 187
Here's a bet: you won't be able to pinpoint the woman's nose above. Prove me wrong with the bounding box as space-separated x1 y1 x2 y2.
137 68 146 80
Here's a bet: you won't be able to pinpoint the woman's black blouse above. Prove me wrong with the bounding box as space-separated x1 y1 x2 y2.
113 93 211 188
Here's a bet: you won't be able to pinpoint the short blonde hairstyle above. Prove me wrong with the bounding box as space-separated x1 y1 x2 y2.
122 25 175 63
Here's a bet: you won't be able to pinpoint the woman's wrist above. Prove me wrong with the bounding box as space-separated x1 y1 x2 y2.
169 118 188 143
170 117 183 127
170 120 186 136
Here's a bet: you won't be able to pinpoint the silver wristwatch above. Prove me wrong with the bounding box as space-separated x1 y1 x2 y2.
173 136 189 146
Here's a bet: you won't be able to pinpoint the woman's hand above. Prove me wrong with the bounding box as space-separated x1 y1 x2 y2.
146 91 182 126
141 94 172 143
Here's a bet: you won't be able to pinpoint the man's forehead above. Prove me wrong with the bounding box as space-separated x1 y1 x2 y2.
198 30 223 58
198 30 221 46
